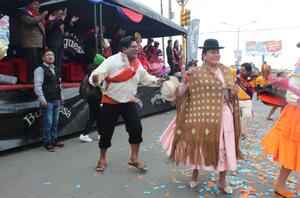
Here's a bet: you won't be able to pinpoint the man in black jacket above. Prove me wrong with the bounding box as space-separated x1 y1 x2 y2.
166 40 175 75
46 8 79 77
34 49 64 151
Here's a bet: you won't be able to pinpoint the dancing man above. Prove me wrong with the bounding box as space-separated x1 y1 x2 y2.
89 36 164 172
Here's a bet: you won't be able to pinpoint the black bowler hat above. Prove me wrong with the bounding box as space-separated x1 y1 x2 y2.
198 39 224 50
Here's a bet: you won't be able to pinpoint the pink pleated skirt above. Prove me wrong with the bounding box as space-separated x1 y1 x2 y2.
159 104 237 172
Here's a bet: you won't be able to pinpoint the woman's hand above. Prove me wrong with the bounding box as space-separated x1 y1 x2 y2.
183 68 194 84
231 84 239 95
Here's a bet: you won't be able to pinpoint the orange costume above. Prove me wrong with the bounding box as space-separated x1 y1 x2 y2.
261 69 300 171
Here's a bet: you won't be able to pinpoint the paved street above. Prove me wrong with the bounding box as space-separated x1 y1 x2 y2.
0 100 299 198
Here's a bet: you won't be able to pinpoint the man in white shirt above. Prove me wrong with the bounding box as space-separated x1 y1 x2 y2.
90 36 164 172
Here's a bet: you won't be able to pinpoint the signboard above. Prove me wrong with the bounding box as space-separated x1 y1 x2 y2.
246 40 282 56
0 16 9 60
186 19 200 64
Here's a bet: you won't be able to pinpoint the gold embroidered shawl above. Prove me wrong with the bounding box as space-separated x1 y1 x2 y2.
170 64 241 167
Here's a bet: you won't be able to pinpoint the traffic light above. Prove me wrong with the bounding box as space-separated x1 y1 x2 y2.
180 9 191 27
180 9 186 26
184 9 191 26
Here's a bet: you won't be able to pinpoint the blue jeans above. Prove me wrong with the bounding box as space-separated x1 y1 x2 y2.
42 100 60 144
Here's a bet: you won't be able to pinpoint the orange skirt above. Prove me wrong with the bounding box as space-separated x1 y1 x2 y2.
261 103 300 171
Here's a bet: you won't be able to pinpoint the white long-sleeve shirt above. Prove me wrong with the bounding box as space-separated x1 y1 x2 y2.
89 52 159 103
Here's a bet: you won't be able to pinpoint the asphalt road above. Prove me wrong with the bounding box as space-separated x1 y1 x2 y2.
0 100 299 198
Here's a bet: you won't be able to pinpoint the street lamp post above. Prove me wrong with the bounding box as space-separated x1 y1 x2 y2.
176 0 188 68
221 21 257 65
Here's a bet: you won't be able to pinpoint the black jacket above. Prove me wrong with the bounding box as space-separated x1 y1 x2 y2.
46 19 64 48
41 64 61 101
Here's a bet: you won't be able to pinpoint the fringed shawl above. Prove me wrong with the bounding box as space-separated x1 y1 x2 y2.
170 64 241 167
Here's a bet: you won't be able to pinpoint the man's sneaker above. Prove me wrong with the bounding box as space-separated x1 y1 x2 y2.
52 140 64 148
44 144 56 152
79 134 93 142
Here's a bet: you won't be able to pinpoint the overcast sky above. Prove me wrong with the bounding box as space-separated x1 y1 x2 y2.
139 0 300 70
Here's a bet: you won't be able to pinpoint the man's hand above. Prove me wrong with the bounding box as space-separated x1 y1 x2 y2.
60 95 65 107
41 11 48 17
40 101 48 108
71 16 79 23
231 84 239 95
92 74 100 85
63 8 68 17
183 68 194 84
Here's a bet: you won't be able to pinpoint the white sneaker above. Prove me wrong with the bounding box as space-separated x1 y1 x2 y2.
79 134 93 142
97 135 100 140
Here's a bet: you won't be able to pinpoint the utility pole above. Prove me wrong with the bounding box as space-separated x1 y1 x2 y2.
160 0 165 63
176 0 189 67
221 21 258 66
168 0 172 40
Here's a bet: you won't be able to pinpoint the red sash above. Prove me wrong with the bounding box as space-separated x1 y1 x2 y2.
104 58 140 90
24 8 45 34
238 77 254 99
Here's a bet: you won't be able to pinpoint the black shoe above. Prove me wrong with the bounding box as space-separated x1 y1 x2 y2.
52 140 64 148
44 144 56 152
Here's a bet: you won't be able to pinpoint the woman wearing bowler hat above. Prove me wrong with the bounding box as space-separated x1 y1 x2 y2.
160 39 241 194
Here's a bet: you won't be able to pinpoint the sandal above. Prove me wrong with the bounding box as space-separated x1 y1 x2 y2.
188 169 199 188
219 182 233 195
219 186 233 195
128 158 149 172
274 183 292 198
188 181 199 188
231 171 237 176
96 160 106 173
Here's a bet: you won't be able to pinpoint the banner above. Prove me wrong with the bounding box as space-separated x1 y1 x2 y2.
186 19 200 64
64 31 85 55
246 40 282 56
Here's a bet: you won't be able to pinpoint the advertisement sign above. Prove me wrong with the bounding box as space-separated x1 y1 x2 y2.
246 40 282 56
186 19 200 64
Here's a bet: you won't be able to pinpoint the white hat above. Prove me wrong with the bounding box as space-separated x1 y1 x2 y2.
103 38 110 49
160 76 180 101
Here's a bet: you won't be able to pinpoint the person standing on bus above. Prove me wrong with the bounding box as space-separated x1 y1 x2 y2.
20 0 48 83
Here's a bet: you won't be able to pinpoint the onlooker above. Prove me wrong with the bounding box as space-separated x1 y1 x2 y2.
84 25 109 63
234 63 255 139
34 49 64 151
20 0 48 83
143 38 155 60
46 8 79 77
173 40 182 71
154 41 162 56
79 54 105 142
166 40 176 75
111 26 126 55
